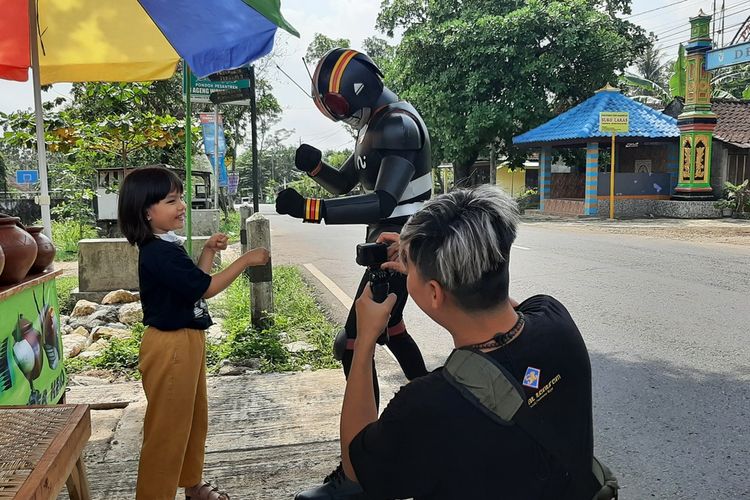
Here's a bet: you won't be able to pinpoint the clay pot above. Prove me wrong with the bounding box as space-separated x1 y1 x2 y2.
0 245 5 279
26 227 55 273
0 217 38 285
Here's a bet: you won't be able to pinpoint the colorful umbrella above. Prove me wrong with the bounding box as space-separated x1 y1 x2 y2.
0 0 298 238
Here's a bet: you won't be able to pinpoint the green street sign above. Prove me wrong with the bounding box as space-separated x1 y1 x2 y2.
183 71 250 105
599 112 629 133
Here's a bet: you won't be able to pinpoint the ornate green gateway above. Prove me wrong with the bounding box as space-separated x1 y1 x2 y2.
674 11 716 199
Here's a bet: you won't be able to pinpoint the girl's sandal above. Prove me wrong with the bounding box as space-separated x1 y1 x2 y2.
185 481 230 500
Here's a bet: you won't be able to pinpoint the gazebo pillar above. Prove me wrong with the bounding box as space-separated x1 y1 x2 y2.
539 147 552 211
584 142 599 216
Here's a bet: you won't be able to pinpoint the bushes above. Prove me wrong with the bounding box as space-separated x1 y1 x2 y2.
52 219 98 260
56 276 78 315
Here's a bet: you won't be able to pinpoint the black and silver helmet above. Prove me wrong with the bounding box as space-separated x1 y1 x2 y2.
311 48 384 129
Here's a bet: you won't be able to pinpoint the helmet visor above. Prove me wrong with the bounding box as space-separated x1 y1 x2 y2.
323 93 350 119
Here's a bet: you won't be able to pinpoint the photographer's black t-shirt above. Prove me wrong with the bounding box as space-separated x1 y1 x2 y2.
349 295 594 500
138 238 213 331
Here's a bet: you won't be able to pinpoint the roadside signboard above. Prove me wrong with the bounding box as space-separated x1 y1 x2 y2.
228 172 239 195
599 112 629 219
706 41 750 71
183 71 250 105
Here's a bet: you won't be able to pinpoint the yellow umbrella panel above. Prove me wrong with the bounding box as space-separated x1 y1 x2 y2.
37 0 179 84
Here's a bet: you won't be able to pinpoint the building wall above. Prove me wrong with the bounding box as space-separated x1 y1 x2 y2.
713 141 750 193
495 167 528 196
617 143 673 174
551 172 585 199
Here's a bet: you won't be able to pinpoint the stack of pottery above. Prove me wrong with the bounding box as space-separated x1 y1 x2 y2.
0 215 38 286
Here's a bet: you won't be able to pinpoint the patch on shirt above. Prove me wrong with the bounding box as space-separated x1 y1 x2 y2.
523 367 541 389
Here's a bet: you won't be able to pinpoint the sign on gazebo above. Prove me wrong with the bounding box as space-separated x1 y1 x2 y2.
599 112 630 133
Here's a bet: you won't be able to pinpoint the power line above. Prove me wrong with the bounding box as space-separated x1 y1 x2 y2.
653 1 750 42
625 0 691 20
656 13 750 48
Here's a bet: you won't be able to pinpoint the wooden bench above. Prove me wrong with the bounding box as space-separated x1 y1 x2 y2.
0 405 91 499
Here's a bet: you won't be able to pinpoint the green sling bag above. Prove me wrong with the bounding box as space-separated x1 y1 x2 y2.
442 348 619 500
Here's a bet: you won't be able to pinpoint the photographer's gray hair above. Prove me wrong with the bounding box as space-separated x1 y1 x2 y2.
401 185 520 310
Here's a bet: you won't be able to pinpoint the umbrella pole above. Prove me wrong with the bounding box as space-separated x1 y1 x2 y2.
29 0 52 239
185 63 193 256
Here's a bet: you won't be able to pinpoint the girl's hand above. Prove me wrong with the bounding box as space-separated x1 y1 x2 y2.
244 247 270 267
376 232 407 275
355 283 397 348
206 233 229 252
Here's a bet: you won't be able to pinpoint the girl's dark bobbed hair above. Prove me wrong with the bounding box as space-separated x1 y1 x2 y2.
118 166 183 246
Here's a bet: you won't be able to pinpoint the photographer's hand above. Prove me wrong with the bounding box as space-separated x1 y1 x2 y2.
355 283 397 349
376 232 407 274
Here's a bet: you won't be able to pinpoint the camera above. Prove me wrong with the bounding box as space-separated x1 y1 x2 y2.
356 243 391 304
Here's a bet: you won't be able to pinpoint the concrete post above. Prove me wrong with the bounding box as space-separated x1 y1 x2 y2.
239 205 254 255
246 213 273 327
585 142 599 216
539 147 552 212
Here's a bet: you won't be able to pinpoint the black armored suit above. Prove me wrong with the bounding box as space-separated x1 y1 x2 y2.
275 48 430 394
314 100 433 229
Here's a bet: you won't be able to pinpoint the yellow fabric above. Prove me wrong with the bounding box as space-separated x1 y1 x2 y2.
137 327 208 499
38 0 179 84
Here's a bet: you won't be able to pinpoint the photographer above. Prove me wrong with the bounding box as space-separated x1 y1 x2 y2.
328 185 613 500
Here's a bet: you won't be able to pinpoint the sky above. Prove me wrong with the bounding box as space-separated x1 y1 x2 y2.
1 0 749 153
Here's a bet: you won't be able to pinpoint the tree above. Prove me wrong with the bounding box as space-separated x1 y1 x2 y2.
622 43 750 107
377 0 649 185
620 38 671 105
0 151 7 192
362 36 396 70
305 33 351 64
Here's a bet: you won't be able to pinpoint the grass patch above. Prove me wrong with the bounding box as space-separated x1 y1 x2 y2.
219 210 241 244
65 323 145 380
210 265 339 372
56 276 78 315
66 266 339 378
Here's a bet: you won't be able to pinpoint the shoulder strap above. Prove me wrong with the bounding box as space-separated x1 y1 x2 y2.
443 348 618 500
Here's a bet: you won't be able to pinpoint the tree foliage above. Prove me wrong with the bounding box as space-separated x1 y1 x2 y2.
305 33 351 63
377 0 649 184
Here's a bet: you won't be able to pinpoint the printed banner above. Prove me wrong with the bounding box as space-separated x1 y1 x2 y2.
199 113 227 156
208 155 229 188
0 279 67 405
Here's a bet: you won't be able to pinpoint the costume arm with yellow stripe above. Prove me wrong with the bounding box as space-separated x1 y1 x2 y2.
303 198 325 224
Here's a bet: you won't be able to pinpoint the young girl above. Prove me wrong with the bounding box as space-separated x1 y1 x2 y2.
118 166 269 500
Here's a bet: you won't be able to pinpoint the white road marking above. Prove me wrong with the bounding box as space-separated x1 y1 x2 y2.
303 263 400 364
513 245 531 250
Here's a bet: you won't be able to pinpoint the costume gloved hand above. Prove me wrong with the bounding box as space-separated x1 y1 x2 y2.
275 188 325 223
295 144 322 174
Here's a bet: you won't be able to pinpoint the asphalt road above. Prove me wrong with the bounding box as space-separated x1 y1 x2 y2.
263 204 750 499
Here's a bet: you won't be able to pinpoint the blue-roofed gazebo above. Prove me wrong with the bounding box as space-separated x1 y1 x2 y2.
513 85 680 216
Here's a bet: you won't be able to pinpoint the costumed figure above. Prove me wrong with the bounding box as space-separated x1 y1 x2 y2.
276 48 432 393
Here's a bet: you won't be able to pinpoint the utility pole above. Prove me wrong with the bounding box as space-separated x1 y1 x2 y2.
250 65 260 212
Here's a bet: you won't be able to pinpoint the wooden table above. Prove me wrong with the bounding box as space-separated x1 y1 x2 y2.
0 405 91 499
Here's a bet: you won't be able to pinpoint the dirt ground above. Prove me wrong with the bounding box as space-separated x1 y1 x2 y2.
523 215 750 247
